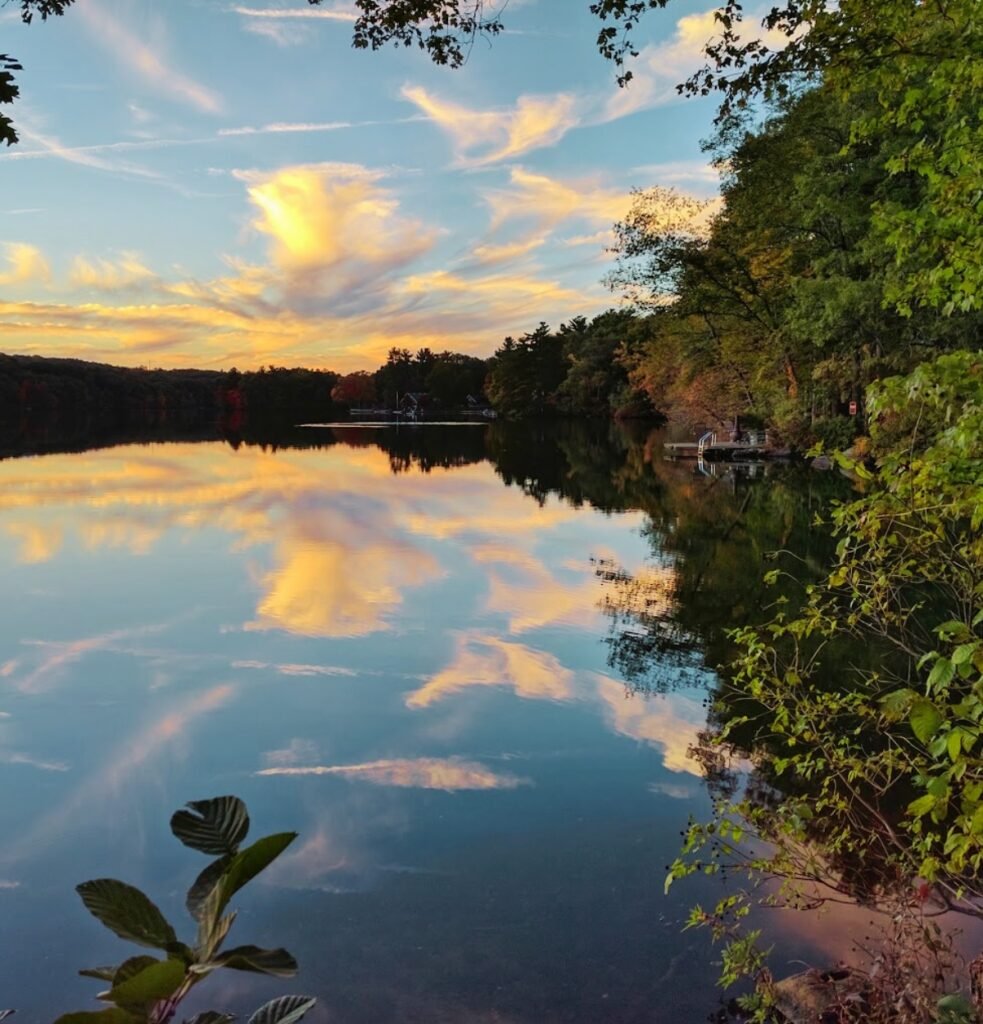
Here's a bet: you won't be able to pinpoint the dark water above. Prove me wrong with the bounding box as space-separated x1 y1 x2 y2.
0 422 858 1022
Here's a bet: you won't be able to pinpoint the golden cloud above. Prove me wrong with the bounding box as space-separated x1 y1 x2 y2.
407 633 575 708
0 243 50 287
593 674 704 776
258 756 529 791
402 86 580 167
69 253 158 292
247 530 443 638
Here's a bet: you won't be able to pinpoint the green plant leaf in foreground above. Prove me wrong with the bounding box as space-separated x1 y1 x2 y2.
248 996 316 1024
107 957 186 1006
183 1015 235 1024
76 879 178 950
171 797 250 857
206 833 298 923
207 945 298 977
54 1010 141 1024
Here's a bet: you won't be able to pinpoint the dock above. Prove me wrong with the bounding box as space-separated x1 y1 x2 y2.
664 429 789 461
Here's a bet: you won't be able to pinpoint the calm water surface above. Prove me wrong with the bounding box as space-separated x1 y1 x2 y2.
0 423 854 1021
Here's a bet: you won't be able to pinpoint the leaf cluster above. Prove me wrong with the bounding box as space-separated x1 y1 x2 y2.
57 796 315 1024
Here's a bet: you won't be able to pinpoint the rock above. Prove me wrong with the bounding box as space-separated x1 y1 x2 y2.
811 455 833 471
770 968 868 1023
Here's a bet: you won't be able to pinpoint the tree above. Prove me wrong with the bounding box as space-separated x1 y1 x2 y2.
331 370 377 407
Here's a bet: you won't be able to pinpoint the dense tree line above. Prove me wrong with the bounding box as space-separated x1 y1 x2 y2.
607 81 981 446
0 353 340 433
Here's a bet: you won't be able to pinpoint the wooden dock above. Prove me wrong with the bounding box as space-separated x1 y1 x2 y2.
664 429 790 461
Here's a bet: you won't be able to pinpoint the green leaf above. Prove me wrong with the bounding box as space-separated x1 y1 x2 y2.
212 833 297 919
952 643 978 666
186 856 232 921
184 1015 235 1024
111 956 159 988
171 797 250 857
908 794 936 817
947 730 963 763
207 946 298 978
928 657 955 691
910 700 944 744
76 880 178 950
247 996 316 1024
79 967 117 981
108 958 186 1006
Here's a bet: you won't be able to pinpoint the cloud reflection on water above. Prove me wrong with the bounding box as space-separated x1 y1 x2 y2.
0 436 704 856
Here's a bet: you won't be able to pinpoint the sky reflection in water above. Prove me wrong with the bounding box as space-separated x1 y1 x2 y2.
0 428 842 1021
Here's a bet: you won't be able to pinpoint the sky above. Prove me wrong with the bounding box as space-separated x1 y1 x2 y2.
0 0 732 372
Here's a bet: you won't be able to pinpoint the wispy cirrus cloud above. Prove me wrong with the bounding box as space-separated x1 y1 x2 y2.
402 85 580 168
69 253 158 292
258 756 529 791
232 3 357 45
76 0 223 114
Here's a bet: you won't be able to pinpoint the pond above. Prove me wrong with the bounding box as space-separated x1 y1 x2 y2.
0 421 856 1022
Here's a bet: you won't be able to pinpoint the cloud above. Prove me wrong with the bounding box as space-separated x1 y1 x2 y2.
242 487 444 637
602 7 793 122
239 163 438 306
402 85 580 167
233 660 357 677
3 522 63 563
219 120 352 137
258 756 529 791
0 160 639 370
484 167 633 235
69 253 157 291
232 4 357 22
0 683 235 867
594 675 704 775
13 623 169 694
263 737 320 768
0 243 51 287
407 634 575 708
76 0 223 114
0 752 70 772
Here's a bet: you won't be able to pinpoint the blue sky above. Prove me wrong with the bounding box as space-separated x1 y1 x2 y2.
0 0 739 371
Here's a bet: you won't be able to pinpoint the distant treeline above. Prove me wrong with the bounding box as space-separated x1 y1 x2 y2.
0 354 341 436
334 309 657 420
0 310 661 445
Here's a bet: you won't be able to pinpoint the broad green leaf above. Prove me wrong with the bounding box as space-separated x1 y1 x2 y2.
171 797 250 857
209 945 298 977
247 996 316 1024
79 967 117 981
187 856 232 921
108 958 186 1006
54 1011 141 1024
928 657 955 691
947 730 963 762
210 833 297 920
76 880 178 950
196 908 237 963
952 643 978 666
910 700 944 744
908 794 936 817
184 1015 235 1024
111 956 159 988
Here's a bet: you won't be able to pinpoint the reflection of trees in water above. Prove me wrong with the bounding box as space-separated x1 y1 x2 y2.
596 461 848 693
593 556 705 693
